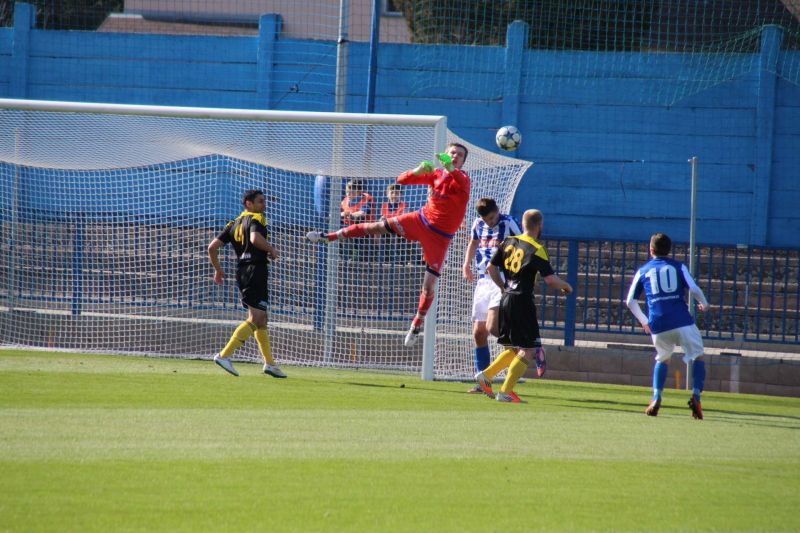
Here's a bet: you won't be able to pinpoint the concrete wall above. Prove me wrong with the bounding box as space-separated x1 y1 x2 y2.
539 344 800 398
1 3 798 247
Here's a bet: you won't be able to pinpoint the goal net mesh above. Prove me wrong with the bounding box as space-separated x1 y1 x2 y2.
0 102 530 380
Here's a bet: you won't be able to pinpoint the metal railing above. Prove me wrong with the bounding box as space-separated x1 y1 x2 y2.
538 239 800 346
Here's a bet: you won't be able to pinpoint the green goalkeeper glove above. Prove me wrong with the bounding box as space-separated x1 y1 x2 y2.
414 160 434 175
436 152 454 171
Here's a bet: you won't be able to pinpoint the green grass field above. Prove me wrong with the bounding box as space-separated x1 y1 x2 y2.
1 350 799 532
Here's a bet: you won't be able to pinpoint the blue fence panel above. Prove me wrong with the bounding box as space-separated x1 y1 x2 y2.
534 238 799 345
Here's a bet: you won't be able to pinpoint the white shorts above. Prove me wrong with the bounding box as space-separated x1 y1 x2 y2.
652 324 705 363
472 277 502 322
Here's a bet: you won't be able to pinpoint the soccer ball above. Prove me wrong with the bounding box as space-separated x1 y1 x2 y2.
496 125 522 151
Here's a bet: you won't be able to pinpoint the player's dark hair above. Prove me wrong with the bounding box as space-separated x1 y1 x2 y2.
348 179 363 190
242 189 265 206
476 197 498 217
448 142 468 160
387 183 401 192
650 233 672 256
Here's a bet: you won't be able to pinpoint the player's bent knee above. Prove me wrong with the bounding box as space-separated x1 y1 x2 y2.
654 352 672 363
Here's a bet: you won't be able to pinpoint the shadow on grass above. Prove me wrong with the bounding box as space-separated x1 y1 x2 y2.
700 409 800 430
344 381 471 396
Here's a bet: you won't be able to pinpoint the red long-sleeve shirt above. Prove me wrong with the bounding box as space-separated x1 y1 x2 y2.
397 168 471 236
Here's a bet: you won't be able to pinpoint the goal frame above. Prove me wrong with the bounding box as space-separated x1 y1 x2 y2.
0 97 447 380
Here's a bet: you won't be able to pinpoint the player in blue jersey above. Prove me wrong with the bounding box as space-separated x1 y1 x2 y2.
462 198 521 393
625 233 709 419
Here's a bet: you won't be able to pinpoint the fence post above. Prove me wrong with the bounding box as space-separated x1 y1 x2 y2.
502 20 528 150
11 2 35 98
750 25 782 245
564 240 578 346
257 14 281 109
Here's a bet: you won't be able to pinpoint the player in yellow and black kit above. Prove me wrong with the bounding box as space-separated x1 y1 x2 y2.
474 209 572 403
207 189 286 378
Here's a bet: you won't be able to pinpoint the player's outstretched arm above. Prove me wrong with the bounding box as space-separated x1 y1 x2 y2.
414 160 434 175
436 151 470 191
436 152 454 172
398 161 435 186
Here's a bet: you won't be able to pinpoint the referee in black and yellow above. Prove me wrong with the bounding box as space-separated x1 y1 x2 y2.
475 209 572 403
208 189 286 378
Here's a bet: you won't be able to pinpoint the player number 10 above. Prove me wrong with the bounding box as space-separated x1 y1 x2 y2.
645 265 678 294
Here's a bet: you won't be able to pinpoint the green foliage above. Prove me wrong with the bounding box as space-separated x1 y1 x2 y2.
1 351 799 532
392 0 799 51
2 0 123 30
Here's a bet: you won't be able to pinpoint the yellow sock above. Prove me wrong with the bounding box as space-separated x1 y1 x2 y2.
254 326 275 366
219 321 256 357
500 355 529 393
482 348 516 380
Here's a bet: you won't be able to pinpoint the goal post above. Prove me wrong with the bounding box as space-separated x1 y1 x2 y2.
0 98 529 381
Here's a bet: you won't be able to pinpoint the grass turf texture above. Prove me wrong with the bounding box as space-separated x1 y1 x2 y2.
1 350 799 532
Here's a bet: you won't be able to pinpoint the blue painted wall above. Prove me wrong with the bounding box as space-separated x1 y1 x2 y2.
1 5 798 247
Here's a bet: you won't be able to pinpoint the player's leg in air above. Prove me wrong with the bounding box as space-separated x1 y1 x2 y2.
308 212 447 348
404 267 438 347
306 220 389 243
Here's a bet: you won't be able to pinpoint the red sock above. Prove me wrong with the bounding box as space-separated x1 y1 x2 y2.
339 223 369 239
413 292 435 328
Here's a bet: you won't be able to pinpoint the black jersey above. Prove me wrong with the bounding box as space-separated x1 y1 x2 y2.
217 211 270 265
490 234 554 295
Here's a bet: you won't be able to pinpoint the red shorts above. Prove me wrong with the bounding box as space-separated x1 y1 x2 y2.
387 211 452 273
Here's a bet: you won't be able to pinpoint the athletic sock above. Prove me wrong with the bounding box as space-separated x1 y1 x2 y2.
482 348 515 380
653 361 668 401
220 320 257 357
339 223 370 239
254 326 275 366
411 292 435 329
474 345 491 372
500 355 529 393
692 358 706 400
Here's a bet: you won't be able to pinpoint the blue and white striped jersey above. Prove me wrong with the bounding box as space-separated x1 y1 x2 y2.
626 257 707 334
470 213 521 277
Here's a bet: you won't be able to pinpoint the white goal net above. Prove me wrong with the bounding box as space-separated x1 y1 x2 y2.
0 99 531 380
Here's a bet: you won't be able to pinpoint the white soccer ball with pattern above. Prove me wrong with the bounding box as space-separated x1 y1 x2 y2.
495 125 522 151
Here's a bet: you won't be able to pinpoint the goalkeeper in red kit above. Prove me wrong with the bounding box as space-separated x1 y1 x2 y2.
307 143 471 346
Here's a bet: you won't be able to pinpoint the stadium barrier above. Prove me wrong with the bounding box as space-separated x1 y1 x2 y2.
537 238 799 347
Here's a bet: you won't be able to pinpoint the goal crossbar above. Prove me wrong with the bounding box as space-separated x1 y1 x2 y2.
0 98 446 128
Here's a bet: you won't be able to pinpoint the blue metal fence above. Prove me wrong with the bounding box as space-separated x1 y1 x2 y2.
538 238 800 345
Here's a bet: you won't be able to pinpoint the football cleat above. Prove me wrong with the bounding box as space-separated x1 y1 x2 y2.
645 398 661 417
404 324 421 347
467 384 484 394
213 354 239 377
474 371 495 399
534 346 547 378
263 364 287 378
496 391 526 403
688 396 703 420
306 231 326 243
